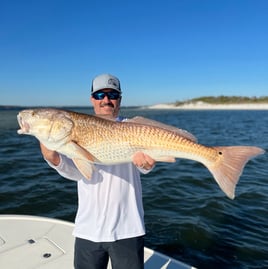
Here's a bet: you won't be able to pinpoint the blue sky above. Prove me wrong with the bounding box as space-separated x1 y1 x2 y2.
1 0 268 107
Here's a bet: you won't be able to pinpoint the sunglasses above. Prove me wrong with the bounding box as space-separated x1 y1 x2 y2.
92 91 121 100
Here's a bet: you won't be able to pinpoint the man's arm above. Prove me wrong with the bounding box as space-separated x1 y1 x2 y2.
40 143 84 181
132 152 155 171
40 143 60 166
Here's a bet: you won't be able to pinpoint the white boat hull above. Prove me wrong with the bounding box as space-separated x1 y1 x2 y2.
0 215 196 269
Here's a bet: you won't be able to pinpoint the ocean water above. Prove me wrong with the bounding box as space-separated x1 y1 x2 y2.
0 107 267 269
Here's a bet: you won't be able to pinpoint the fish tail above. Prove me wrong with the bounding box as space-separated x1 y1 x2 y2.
206 146 264 199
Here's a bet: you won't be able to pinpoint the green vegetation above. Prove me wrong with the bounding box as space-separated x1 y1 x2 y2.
174 96 268 106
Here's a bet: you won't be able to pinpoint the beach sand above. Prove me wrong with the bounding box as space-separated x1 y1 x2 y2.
148 101 268 110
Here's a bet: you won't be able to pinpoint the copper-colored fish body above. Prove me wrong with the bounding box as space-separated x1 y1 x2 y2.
17 108 265 199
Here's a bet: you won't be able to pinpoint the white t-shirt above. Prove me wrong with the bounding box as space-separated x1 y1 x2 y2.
47 155 146 242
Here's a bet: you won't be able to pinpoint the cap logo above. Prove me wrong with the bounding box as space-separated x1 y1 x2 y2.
108 78 118 87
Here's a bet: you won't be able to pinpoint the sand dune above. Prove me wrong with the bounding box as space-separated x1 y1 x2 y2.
148 101 268 110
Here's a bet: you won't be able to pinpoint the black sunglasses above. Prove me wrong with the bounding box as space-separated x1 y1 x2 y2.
92 91 121 100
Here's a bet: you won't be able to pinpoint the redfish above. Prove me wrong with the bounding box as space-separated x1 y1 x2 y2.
17 108 265 199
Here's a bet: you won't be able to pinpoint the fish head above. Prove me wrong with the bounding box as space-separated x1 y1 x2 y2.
17 109 74 146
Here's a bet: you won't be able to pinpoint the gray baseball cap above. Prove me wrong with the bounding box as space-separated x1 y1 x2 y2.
91 74 121 94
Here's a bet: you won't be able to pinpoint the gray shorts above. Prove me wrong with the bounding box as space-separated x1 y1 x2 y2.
74 236 144 269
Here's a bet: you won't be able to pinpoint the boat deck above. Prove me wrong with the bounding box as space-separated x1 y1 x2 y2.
0 215 196 269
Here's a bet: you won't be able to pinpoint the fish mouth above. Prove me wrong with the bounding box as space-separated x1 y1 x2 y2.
17 114 30 134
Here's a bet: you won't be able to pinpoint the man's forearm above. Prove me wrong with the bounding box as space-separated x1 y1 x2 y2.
40 143 60 166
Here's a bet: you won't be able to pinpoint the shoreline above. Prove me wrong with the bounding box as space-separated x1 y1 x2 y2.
147 102 268 110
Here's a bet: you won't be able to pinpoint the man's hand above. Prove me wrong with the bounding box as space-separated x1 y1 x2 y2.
132 152 155 170
40 143 60 166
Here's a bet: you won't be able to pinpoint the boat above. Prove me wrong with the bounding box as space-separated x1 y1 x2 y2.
0 215 197 269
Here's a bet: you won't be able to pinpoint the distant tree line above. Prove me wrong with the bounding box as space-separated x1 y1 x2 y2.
175 96 268 106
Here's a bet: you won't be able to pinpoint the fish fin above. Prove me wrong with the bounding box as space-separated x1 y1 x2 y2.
154 156 176 162
66 141 99 162
65 142 99 179
127 116 197 142
72 158 95 179
206 146 265 199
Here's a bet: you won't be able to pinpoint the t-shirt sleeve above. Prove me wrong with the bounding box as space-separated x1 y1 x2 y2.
45 154 84 181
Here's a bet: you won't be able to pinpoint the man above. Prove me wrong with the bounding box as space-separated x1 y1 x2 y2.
40 74 155 269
